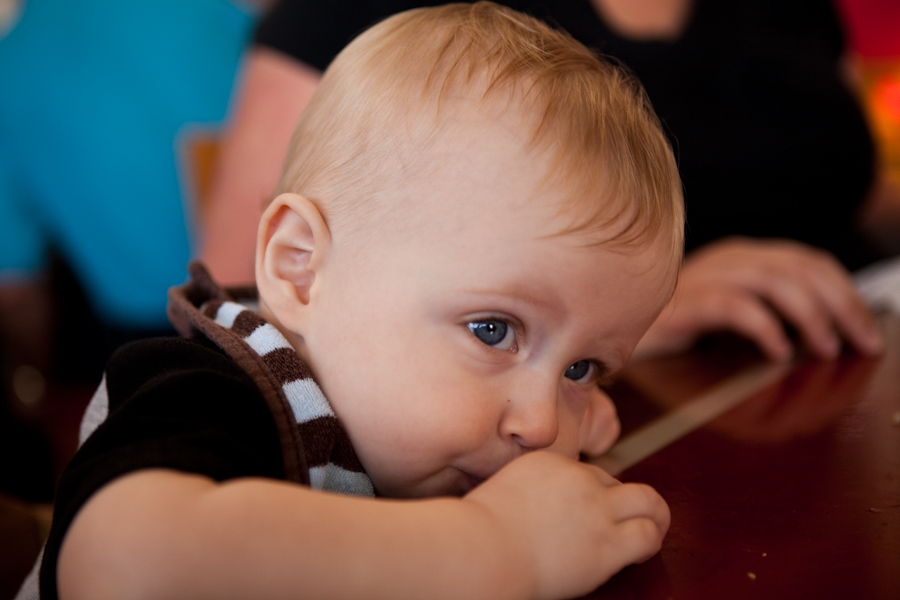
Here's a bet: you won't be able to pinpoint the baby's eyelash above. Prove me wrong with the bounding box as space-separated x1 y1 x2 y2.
594 365 615 388
567 360 615 388
564 360 615 386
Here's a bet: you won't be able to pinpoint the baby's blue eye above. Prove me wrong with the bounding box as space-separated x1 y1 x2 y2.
565 360 592 382
467 319 515 351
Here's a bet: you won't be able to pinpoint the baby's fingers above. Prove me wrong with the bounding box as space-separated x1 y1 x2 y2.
601 483 670 568
578 393 621 458
608 482 671 535
615 517 668 564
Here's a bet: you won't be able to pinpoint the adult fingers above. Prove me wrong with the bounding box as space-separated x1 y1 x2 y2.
801 251 884 356
744 270 844 359
677 287 794 362
715 242 882 358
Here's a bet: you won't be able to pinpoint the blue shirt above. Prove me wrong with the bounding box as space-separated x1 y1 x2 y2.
0 0 255 327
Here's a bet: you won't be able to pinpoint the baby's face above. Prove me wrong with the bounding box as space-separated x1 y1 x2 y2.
299 121 676 498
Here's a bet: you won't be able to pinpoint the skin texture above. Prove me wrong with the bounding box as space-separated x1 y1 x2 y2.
58 109 674 600
256 108 677 495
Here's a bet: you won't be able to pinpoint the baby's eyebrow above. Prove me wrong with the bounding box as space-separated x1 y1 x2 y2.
460 286 559 312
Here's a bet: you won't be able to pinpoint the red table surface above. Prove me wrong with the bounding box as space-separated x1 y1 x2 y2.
583 315 900 600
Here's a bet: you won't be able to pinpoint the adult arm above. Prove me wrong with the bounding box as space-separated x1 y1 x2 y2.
200 48 320 286
200 0 443 285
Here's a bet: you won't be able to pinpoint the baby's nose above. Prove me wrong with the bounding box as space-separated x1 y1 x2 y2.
499 384 559 450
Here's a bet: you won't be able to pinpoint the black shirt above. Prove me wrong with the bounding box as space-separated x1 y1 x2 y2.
40 337 285 600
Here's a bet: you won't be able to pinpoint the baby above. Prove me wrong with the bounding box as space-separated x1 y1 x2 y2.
30 3 683 599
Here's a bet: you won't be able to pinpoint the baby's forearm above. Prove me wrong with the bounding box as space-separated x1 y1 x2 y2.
57 469 533 600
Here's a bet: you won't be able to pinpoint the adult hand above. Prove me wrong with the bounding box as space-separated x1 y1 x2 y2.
633 237 884 362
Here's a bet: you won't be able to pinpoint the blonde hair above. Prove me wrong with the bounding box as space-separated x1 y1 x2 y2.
277 1 683 253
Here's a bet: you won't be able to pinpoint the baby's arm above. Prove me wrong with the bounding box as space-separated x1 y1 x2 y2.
58 452 668 600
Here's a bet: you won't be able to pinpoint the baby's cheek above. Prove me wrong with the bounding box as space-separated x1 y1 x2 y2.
578 392 621 458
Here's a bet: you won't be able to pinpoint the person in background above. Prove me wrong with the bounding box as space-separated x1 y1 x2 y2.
202 0 891 364
0 0 260 499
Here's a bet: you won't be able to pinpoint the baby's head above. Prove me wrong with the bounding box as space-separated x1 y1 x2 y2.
256 2 683 498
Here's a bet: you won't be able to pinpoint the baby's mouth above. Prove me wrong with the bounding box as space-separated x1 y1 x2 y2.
457 470 487 495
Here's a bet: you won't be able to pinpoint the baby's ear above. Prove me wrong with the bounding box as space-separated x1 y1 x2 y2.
256 193 331 332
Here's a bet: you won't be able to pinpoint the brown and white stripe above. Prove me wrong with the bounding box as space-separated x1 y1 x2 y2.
81 286 374 498
26 265 373 600
198 299 373 496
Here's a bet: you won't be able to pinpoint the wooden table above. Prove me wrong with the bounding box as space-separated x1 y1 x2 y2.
584 315 900 600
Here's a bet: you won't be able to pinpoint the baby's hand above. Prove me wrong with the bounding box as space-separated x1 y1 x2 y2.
578 389 621 458
465 451 669 600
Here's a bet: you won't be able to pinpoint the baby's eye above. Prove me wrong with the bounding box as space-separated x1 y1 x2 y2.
467 319 516 351
564 360 593 382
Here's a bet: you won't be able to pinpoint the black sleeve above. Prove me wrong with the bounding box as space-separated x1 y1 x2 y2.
40 337 285 600
254 0 460 71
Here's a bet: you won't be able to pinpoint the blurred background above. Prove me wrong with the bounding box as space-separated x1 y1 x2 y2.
1 0 899 598
0 1 263 597
837 0 900 192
